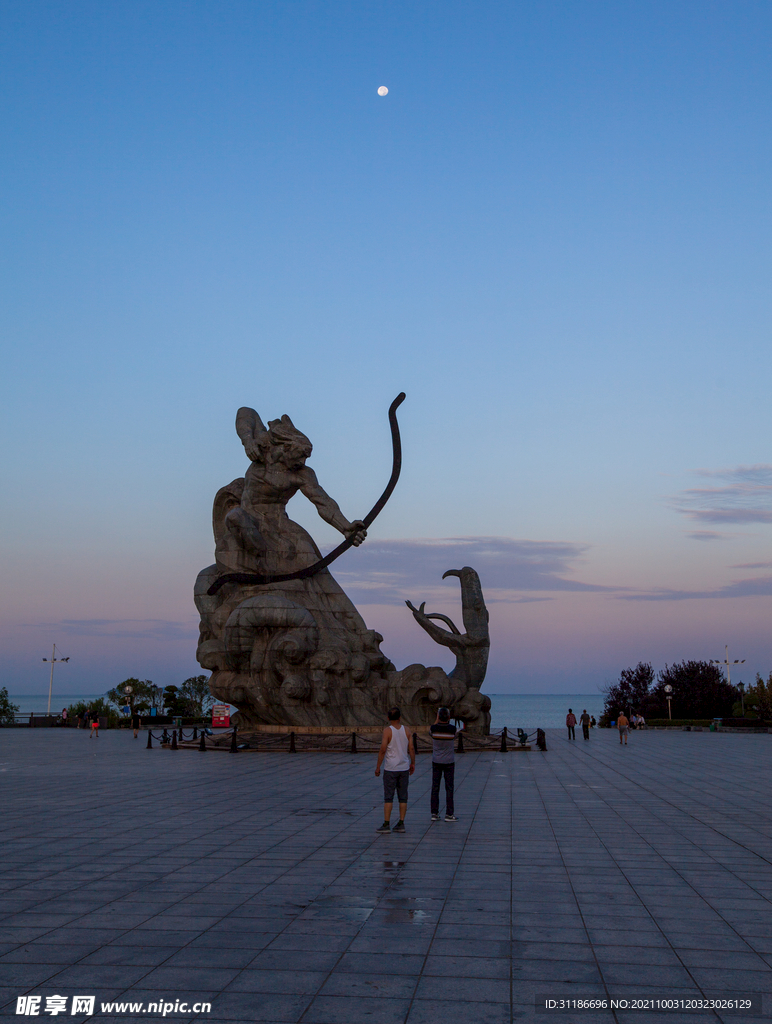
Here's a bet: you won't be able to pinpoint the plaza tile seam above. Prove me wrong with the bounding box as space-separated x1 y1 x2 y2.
553 743 772 901
0 755 359 993
539 739 768 997
295 754 502 1023
561 737 765 839
3 732 772 1023
526 755 615 1012
1 750 491 1015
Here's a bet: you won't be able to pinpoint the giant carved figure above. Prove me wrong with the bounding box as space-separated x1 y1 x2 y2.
194 396 491 733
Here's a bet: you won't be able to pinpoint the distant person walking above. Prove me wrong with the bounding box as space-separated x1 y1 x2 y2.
375 707 415 833
617 712 629 745
89 711 99 739
566 709 577 741
590 716 596 729
430 707 458 822
579 709 591 741
61 708 68 726
131 710 140 739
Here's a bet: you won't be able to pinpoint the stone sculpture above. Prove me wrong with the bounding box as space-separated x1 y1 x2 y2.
194 396 491 733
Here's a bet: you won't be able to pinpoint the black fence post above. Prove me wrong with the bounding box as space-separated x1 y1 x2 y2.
499 726 508 753
289 731 296 753
171 729 178 750
199 731 206 751
457 731 465 754
350 732 357 753
193 726 198 740
146 730 152 749
230 727 238 753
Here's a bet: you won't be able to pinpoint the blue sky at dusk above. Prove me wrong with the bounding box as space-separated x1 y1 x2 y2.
1 1 771 697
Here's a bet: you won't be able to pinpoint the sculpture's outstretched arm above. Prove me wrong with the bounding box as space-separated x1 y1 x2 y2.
299 467 367 546
207 393 404 594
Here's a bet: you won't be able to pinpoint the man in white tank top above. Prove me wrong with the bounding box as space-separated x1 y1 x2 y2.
374 706 415 833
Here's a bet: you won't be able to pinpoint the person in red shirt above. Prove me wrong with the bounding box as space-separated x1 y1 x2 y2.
566 709 577 741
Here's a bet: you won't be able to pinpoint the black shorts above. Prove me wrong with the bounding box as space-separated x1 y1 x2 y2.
383 770 409 803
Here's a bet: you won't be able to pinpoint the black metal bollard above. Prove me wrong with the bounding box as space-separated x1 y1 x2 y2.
500 726 508 753
350 732 357 754
146 730 152 749
171 729 178 750
230 727 238 753
457 731 465 754
536 728 547 752
193 726 198 740
199 731 206 751
289 731 296 753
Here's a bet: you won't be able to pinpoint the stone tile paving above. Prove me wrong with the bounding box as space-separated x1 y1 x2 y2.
0 727 771 1023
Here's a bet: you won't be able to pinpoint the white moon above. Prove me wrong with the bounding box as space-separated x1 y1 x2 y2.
377 86 388 96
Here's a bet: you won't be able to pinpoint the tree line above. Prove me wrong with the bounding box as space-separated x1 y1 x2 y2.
602 662 772 722
63 676 216 721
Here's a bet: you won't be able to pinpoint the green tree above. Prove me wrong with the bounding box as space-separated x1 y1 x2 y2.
67 698 113 720
178 675 214 717
162 685 187 716
744 672 772 720
651 661 736 719
105 678 155 715
0 686 19 725
602 663 655 722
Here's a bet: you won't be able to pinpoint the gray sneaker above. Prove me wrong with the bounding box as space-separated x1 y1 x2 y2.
376 821 391 833
431 813 440 821
444 814 458 822
392 820 406 832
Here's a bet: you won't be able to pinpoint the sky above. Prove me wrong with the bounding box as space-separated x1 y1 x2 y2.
1 0 771 698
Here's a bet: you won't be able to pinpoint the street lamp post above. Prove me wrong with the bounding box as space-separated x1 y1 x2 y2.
710 645 745 688
664 684 673 720
42 644 70 716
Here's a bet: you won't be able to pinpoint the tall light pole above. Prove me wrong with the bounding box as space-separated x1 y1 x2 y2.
42 644 70 716
710 645 745 687
664 684 673 720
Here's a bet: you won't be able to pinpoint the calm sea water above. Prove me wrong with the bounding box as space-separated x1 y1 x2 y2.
7 694 109 714
10 692 602 729
487 694 603 730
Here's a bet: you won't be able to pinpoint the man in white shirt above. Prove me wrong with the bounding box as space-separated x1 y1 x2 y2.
375 706 415 833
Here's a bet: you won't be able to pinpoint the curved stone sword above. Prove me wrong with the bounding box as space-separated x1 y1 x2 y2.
207 392 406 596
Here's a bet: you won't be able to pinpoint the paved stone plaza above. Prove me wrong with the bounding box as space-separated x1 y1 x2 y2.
1 729 771 1024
